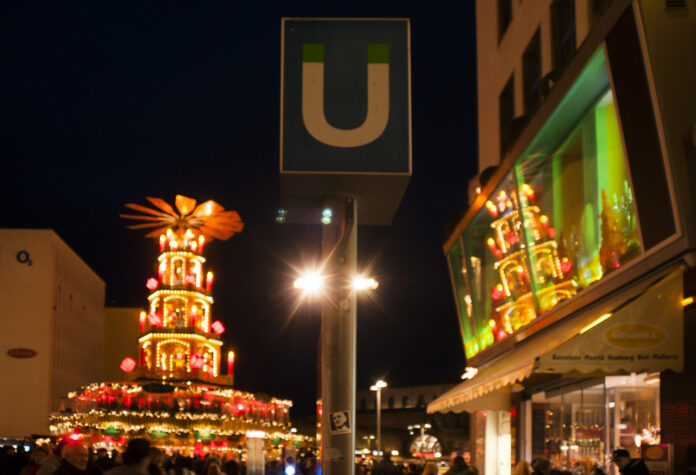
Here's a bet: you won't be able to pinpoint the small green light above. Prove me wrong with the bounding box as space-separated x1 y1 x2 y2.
321 216 332 225
275 209 287 224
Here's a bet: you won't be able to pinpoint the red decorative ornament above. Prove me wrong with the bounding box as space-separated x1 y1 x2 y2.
491 285 505 301
146 278 159 291
548 227 556 239
120 357 137 373
560 258 572 274
190 353 204 369
211 320 225 334
494 249 503 259
185 274 196 285
147 313 162 326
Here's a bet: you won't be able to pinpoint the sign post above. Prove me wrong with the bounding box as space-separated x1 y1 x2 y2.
281 18 411 475
320 196 357 475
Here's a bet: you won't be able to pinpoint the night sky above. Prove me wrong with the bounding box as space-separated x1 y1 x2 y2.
2 2 477 418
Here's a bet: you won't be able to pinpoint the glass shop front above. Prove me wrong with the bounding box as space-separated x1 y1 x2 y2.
436 44 683 475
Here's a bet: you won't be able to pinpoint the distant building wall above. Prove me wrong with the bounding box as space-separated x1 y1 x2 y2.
356 383 455 411
0 229 104 437
103 307 141 382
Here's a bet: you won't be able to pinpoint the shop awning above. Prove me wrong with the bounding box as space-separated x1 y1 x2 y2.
537 269 683 374
428 268 684 414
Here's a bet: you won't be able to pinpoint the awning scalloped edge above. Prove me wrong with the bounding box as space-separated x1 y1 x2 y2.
427 362 534 414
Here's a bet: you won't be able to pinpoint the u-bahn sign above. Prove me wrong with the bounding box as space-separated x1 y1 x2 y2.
280 18 411 225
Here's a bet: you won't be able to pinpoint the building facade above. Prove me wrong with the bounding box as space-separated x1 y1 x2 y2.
355 384 468 459
430 1 695 474
0 229 105 437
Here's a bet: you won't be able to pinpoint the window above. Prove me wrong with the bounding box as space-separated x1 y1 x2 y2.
417 395 425 407
552 0 576 72
402 396 410 408
591 0 613 23
523 30 543 116
360 398 366 411
388 396 394 409
498 0 513 41
448 49 643 359
499 76 516 156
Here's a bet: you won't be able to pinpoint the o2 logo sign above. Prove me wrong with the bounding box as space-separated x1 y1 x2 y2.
282 19 411 174
16 250 32 266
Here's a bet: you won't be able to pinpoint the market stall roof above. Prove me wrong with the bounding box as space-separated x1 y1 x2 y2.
428 268 684 414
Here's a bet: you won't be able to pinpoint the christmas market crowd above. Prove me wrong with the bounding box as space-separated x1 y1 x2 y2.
0 437 319 475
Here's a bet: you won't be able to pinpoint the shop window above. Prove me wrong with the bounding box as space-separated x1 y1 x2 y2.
454 170 530 357
448 48 643 359
516 51 642 310
530 374 659 471
523 30 543 116
552 0 576 73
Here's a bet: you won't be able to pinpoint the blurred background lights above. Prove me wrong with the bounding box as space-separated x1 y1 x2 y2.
321 208 333 224
275 209 287 224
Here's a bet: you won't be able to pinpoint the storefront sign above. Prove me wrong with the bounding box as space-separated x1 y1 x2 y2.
538 270 683 373
604 323 667 349
641 444 673 475
7 348 37 358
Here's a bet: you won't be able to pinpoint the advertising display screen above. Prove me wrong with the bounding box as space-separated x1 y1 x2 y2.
448 49 644 360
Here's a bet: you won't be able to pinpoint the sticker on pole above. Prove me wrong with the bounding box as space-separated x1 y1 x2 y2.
329 410 351 434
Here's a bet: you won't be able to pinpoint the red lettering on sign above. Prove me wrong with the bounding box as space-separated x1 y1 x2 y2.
7 348 37 358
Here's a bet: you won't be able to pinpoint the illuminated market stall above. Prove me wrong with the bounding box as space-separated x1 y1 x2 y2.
50 195 294 455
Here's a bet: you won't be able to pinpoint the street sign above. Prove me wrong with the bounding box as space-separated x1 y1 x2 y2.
280 18 411 225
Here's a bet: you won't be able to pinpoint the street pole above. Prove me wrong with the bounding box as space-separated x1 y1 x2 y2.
376 387 382 455
320 196 357 475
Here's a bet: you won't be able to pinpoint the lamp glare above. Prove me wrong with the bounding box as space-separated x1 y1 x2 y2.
353 276 378 291
294 272 324 292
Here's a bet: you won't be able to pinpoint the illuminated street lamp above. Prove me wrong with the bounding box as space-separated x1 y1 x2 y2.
370 379 388 455
293 271 324 293
352 275 379 291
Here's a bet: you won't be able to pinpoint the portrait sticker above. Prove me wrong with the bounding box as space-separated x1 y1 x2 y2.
329 410 351 435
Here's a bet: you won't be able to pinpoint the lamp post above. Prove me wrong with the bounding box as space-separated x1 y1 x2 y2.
370 380 388 456
292 201 379 475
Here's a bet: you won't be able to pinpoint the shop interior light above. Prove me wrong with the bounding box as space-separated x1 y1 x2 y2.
682 296 694 307
644 373 660 385
579 313 612 334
